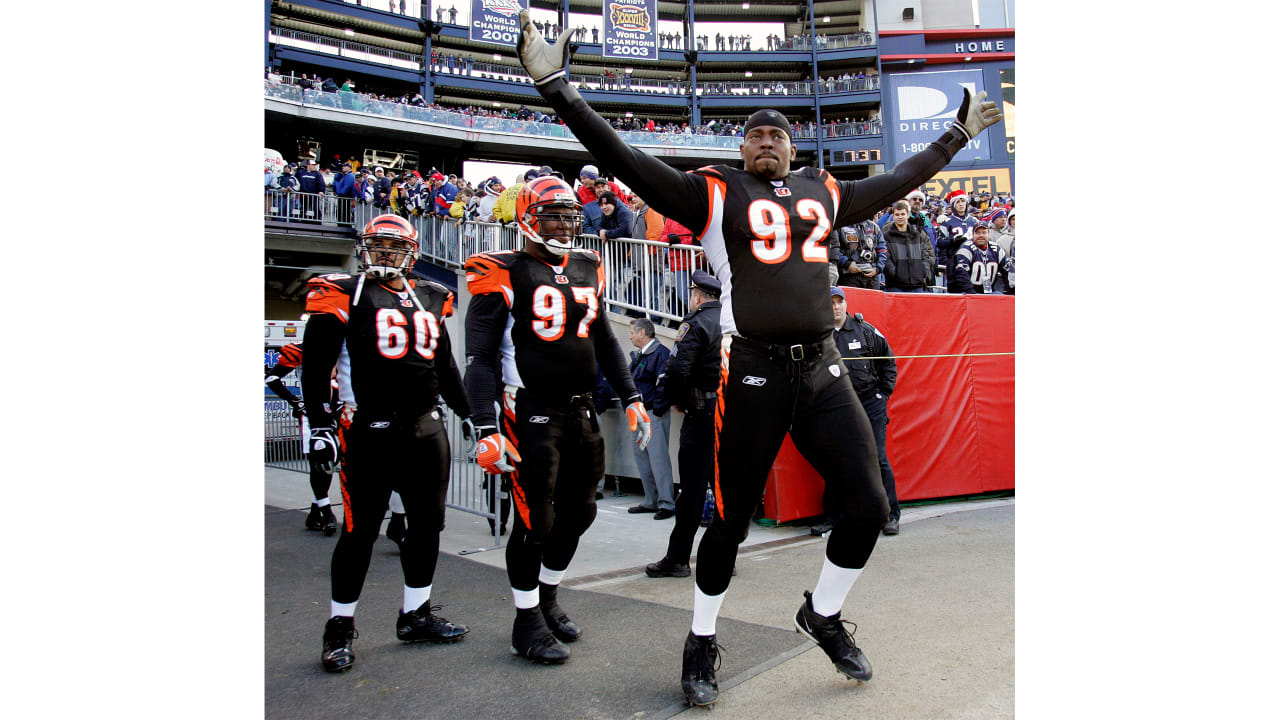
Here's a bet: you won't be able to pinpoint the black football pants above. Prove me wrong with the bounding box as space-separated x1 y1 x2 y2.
330 408 451 604
501 389 605 592
665 408 716 565
695 336 889 596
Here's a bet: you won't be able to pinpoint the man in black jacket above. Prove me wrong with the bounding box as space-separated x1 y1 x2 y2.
882 200 935 292
626 318 675 518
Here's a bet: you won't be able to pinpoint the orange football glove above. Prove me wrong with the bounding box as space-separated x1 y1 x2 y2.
476 433 522 474
626 401 652 451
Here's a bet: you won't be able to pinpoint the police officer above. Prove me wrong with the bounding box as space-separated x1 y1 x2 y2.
646 270 723 577
829 287 900 534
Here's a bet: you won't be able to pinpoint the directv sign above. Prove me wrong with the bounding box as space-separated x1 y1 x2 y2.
471 0 529 47
603 0 658 61
885 69 990 167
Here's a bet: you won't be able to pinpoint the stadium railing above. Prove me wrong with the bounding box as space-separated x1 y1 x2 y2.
269 27 422 71
265 80 745 149
265 189 354 226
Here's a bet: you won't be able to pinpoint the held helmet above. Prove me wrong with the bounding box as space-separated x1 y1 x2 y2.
515 176 583 256
357 214 418 279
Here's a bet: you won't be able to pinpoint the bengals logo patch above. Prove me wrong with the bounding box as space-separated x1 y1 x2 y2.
774 187 791 197
554 275 569 284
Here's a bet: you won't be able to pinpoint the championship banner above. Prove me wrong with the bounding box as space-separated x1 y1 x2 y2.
886 69 990 166
602 0 658 60
470 0 528 47
921 167 1012 198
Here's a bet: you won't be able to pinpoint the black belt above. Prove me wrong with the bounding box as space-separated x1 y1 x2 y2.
696 390 719 401
733 334 826 362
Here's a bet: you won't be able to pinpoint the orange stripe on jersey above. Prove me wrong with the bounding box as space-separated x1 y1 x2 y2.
712 339 731 521
465 253 514 307
501 410 532 530
304 282 351 323
337 411 354 532
821 170 841 210
442 291 455 318
700 176 727 242
596 262 606 295
278 343 304 369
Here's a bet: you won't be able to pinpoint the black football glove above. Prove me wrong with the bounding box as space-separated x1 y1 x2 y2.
290 399 306 419
309 427 341 474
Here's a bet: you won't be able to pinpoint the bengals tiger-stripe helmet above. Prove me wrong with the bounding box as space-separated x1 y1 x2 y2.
516 176 582 256
357 214 418 279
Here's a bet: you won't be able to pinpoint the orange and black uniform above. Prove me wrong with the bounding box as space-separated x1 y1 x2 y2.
302 273 471 605
535 76 973 594
264 342 343 502
463 248 639 592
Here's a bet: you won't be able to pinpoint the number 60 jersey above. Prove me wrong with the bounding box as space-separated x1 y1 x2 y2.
463 248 632 428
301 273 470 419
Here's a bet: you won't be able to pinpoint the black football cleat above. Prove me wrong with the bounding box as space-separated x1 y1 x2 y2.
539 583 581 642
809 521 835 537
321 616 358 673
511 607 570 664
793 590 872 682
882 516 900 535
681 631 722 707
385 512 406 549
306 504 337 535
645 557 692 578
396 602 469 643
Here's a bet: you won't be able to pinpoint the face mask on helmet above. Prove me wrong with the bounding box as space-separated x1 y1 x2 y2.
357 215 418 278
517 177 584 256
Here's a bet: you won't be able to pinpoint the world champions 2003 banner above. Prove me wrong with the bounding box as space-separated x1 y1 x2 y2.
471 0 529 47
886 69 991 167
603 0 658 60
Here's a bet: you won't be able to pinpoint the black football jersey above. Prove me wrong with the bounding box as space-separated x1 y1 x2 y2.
692 165 856 343
304 273 460 415
463 248 638 428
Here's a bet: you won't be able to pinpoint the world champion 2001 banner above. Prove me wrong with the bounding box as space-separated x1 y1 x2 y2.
603 0 658 60
471 0 528 47
886 69 990 166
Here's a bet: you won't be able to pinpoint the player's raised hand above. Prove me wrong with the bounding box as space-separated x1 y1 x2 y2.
477 433 522 474
626 401 652 451
517 10 572 86
955 87 1002 141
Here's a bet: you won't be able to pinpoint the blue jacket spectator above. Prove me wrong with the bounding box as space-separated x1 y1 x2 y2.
332 166 355 198
581 199 604 237
428 173 459 216
629 334 671 416
296 161 325 194
595 191 634 240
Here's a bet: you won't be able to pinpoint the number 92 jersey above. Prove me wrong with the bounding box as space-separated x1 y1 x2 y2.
463 249 606 398
304 273 457 414
693 165 849 344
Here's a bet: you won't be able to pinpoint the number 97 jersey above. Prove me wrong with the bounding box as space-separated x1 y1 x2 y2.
463 249 605 398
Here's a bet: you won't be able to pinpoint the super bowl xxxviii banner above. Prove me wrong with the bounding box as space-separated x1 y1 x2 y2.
471 0 529 47
603 0 658 60
886 69 990 166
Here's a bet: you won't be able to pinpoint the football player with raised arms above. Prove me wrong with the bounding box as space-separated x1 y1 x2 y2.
464 175 652 665
515 12 1002 706
302 214 477 673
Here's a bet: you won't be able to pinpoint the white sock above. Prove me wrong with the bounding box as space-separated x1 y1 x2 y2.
314 497 331 508
331 600 358 618
691 587 726 636
512 587 540 609
389 491 405 514
810 557 862 617
539 565 566 586
403 585 431 613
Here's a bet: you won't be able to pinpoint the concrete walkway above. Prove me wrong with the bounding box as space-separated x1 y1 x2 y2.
266 466 1014 718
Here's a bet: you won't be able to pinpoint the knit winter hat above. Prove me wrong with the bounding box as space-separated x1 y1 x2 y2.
580 164 599 180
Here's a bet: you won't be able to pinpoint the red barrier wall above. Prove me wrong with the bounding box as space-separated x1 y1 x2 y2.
762 287 1014 523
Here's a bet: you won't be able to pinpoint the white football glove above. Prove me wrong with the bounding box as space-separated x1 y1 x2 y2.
954 87 1002 142
460 417 479 461
517 10 573 86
